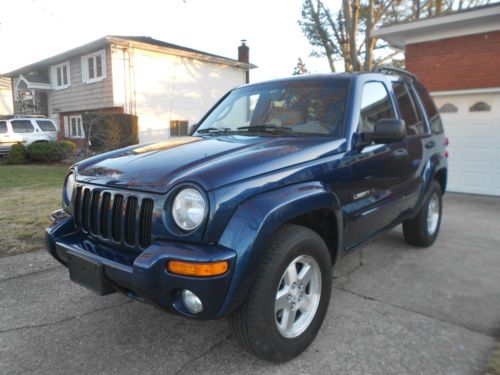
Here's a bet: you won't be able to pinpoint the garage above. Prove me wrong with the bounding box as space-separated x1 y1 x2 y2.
375 5 500 196
433 91 500 196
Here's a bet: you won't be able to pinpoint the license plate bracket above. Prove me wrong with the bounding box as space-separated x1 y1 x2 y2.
67 250 115 295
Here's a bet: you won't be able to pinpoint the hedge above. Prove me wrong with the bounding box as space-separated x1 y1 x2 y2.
5 143 28 164
26 141 76 162
83 112 139 153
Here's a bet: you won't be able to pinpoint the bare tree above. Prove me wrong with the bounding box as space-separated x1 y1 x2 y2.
299 0 490 72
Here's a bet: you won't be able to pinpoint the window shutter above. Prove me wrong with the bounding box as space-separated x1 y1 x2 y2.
63 116 69 138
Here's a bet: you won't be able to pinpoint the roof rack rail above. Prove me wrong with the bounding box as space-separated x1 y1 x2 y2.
372 64 417 80
0 114 48 120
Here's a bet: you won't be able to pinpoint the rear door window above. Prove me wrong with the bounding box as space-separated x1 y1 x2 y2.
36 120 57 132
0 121 7 133
11 120 35 133
392 82 425 135
413 82 444 134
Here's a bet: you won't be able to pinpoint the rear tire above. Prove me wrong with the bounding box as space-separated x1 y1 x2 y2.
230 224 332 362
403 180 442 247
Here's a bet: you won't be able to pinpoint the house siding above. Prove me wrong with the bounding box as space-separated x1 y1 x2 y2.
406 31 500 92
0 77 13 115
111 46 247 143
49 46 114 115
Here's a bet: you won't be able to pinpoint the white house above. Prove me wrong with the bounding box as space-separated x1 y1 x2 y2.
5 36 255 143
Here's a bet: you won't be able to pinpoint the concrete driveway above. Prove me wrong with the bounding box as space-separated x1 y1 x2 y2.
1 193 499 374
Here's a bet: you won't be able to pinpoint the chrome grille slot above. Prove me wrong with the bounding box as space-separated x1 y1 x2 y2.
124 196 138 245
90 190 100 235
112 194 124 242
81 188 91 232
74 186 83 227
139 199 154 248
100 192 111 238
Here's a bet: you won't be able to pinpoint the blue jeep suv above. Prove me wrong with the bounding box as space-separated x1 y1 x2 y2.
46 67 447 362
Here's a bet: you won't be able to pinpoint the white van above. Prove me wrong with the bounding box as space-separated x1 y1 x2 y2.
0 117 58 155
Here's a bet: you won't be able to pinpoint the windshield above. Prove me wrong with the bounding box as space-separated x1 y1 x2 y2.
195 78 349 138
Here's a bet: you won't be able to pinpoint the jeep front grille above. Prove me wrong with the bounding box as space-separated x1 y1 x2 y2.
74 186 154 249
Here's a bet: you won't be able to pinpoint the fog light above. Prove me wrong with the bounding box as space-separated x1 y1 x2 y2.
181 289 203 314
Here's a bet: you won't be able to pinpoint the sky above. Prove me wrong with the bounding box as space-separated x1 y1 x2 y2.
0 0 343 82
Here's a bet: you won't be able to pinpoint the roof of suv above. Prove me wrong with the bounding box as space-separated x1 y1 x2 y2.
241 68 415 89
0 115 51 120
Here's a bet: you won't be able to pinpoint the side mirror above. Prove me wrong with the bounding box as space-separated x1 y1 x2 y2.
189 123 199 135
364 118 406 144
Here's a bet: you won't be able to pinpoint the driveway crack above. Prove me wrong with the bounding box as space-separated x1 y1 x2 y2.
173 334 232 374
333 286 497 339
0 265 63 284
0 300 133 335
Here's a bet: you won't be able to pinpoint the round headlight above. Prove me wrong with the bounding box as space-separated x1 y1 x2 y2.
172 188 206 231
63 172 75 205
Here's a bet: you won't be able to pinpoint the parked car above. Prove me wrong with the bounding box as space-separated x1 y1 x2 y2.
46 67 447 362
0 116 58 154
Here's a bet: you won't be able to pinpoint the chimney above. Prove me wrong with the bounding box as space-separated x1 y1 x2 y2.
238 39 250 84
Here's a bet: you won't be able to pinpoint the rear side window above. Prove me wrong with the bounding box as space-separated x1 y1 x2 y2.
359 81 395 133
36 120 57 132
0 121 7 133
392 82 425 135
11 120 35 133
413 82 444 134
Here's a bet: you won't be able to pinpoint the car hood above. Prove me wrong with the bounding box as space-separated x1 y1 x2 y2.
75 135 346 193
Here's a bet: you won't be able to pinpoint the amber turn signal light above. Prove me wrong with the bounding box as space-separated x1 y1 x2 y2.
167 260 228 277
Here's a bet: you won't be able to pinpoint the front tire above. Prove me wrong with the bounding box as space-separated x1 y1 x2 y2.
230 224 332 362
403 180 443 247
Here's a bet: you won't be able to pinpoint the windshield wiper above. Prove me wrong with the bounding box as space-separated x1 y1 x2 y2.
196 127 233 135
236 125 298 137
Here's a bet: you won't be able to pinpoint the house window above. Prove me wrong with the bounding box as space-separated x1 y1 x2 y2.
170 120 189 136
68 115 84 139
51 61 71 89
82 50 106 84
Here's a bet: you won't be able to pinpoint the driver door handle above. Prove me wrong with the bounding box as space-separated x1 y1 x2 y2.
391 148 408 159
425 141 436 149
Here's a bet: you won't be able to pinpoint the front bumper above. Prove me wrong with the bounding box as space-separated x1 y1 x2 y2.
46 211 236 319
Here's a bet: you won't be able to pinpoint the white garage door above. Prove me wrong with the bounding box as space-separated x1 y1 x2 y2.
435 92 500 196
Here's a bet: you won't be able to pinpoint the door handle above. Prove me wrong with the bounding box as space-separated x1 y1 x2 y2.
391 148 408 159
425 141 435 149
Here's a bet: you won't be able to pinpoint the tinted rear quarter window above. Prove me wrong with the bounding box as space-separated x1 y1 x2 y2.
36 120 57 132
0 121 7 134
413 82 444 134
11 120 35 133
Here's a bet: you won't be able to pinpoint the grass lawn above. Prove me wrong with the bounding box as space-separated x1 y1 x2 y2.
0 164 69 257
487 343 500 375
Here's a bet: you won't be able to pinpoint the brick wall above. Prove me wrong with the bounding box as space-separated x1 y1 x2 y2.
406 31 500 92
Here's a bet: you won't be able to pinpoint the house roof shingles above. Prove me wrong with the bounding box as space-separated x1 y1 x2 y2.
5 35 256 76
